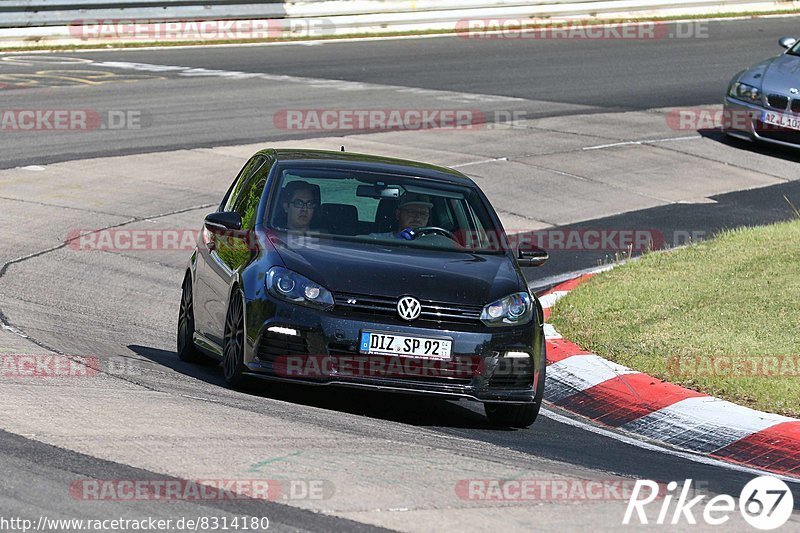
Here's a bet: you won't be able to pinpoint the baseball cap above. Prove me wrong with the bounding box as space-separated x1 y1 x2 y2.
398 192 433 209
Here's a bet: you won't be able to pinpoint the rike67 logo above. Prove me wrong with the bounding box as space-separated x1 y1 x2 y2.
624 477 794 529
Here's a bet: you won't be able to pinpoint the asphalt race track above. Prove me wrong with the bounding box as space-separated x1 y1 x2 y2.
1 16 799 532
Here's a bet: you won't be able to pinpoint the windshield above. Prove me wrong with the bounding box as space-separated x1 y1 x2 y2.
788 41 800 56
266 166 509 254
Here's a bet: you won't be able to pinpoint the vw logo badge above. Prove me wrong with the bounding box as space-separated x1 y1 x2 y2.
397 296 421 321
791 88 799 94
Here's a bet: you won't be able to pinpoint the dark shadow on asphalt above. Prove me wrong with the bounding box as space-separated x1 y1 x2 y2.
521 178 800 286
698 127 800 163
129 348 800 506
129 344 496 430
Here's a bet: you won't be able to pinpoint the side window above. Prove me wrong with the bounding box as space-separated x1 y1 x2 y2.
433 197 455 230
232 157 271 230
223 156 265 213
456 199 493 249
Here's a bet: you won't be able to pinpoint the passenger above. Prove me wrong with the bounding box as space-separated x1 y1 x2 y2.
281 181 320 232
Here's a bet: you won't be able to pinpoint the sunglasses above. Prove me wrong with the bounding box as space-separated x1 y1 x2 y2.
288 200 318 209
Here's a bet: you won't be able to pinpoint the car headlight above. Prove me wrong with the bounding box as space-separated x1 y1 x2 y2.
729 82 761 102
480 292 533 327
266 266 334 310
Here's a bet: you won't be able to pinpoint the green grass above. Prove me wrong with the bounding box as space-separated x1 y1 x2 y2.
2 10 799 52
550 219 800 417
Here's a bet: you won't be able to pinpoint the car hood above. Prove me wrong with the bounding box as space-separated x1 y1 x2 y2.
740 54 800 93
270 235 524 306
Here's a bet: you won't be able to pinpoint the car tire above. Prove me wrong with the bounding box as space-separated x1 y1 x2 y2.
177 274 203 363
484 342 546 428
222 288 248 388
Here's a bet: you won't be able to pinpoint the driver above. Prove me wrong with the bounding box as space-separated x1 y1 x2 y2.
370 193 433 240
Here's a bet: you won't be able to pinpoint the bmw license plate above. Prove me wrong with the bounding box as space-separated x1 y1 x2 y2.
763 111 800 131
359 331 452 360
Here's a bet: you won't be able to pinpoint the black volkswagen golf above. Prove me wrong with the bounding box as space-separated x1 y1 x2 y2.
178 148 548 427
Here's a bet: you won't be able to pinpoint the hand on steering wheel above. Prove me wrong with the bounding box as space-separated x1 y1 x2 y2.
409 226 456 241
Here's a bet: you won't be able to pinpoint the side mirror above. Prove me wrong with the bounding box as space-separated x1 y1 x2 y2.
779 36 797 49
518 246 548 268
204 211 242 232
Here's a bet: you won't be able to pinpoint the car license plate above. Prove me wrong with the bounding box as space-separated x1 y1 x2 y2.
762 111 800 131
359 331 452 360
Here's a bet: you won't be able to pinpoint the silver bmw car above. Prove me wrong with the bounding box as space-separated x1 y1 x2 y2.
724 36 800 147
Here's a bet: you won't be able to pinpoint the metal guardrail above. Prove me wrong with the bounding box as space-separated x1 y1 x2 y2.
7 0 787 28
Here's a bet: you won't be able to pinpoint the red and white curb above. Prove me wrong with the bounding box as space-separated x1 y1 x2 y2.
538 272 800 478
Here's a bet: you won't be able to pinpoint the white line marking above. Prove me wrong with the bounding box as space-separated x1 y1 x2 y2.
89 60 524 104
0 30 464 54
179 394 221 403
1 324 28 338
451 157 508 168
0 55 93 66
583 136 700 151
541 408 800 484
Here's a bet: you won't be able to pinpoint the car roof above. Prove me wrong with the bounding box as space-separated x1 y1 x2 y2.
257 148 477 187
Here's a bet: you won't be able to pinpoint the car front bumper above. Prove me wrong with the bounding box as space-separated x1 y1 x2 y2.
243 297 543 403
723 96 800 148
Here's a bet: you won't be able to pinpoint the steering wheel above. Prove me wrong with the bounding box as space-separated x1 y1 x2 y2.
412 226 457 241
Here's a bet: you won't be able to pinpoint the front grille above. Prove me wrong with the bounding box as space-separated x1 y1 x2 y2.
767 94 789 110
334 293 396 315
257 331 309 361
332 292 483 325
489 356 534 389
791 99 800 113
